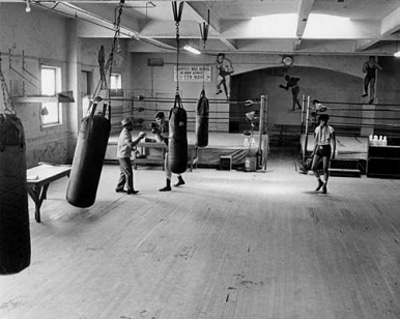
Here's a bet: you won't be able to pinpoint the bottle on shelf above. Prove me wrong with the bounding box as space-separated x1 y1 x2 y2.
369 134 373 145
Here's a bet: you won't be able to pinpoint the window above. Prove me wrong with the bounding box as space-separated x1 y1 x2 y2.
110 73 122 90
110 73 123 96
41 65 61 126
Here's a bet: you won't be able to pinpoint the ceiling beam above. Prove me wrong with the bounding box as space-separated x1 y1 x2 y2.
34 2 139 36
293 38 302 51
294 0 314 49
354 39 381 52
380 6 400 35
355 5 400 52
296 0 314 38
34 1 177 49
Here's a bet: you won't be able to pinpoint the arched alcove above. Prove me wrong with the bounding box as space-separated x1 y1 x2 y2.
229 66 363 133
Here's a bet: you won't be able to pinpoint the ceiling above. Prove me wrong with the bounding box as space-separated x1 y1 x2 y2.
13 0 400 56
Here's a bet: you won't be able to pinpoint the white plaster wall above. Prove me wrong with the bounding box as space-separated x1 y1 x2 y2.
129 52 369 132
0 5 133 166
0 3 70 168
81 38 137 134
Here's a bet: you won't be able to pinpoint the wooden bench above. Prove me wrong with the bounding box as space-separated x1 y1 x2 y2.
26 163 71 223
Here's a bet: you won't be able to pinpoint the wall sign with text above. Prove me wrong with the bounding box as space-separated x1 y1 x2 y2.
174 66 211 82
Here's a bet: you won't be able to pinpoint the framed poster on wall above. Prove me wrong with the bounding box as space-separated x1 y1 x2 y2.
174 66 211 82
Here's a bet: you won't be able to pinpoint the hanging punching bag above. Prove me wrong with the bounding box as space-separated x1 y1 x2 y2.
195 89 209 147
168 94 188 174
0 113 30 275
66 99 111 208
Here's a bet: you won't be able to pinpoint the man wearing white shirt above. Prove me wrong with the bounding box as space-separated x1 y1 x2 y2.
116 118 146 194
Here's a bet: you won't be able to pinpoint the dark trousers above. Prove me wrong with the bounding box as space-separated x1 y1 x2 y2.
116 157 134 191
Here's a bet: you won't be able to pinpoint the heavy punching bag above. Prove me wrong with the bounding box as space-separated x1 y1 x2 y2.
66 99 111 208
168 94 188 174
195 89 209 147
0 113 30 275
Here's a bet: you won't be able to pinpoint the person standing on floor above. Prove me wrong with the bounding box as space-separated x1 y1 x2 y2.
151 111 185 192
310 114 336 194
116 118 146 194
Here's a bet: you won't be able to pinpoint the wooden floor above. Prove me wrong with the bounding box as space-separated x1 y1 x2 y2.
1 147 400 319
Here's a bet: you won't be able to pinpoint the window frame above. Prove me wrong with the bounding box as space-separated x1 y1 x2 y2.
40 64 62 127
110 72 123 96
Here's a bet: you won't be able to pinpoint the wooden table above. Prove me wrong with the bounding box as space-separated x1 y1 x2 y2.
26 163 71 223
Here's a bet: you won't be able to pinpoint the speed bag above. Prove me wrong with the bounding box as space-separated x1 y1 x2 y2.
66 114 111 208
195 91 209 147
0 114 31 275
168 107 188 174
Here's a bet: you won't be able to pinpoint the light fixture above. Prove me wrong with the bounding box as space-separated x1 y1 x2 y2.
25 0 31 12
183 45 201 55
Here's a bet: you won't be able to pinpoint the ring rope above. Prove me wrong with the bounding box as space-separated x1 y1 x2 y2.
327 121 400 126
314 108 400 112
316 100 400 107
320 114 400 121
303 95 400 154
132 97 260 105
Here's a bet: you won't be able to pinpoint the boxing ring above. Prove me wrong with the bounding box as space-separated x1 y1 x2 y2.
105 94 269 170
301 97 400 177
301 135 368 160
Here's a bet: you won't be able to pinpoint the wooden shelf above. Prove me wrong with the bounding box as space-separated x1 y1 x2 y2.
11 95 58 103
11 91 75 104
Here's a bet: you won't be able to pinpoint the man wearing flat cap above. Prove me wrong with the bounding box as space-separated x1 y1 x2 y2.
116 118 146 194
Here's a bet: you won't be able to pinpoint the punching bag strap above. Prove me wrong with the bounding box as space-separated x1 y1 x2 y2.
83 96 102 139
173 93 183 109
88 96 101 117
